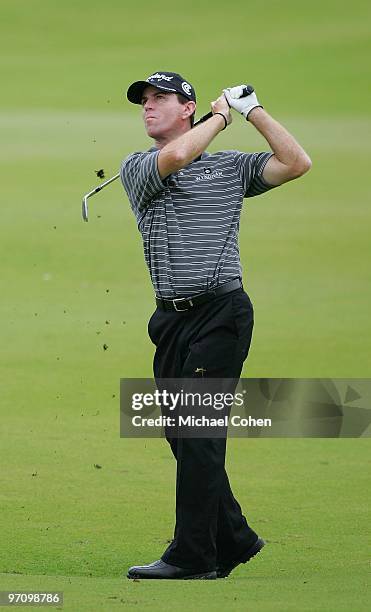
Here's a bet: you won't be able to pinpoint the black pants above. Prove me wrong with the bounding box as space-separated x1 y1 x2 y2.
148 287 258 571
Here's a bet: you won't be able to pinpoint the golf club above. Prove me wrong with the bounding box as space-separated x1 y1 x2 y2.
82 173 120 222
81 85 254 221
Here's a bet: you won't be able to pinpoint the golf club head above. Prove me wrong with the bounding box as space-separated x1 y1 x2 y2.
80 173 120 222
82 196 89 222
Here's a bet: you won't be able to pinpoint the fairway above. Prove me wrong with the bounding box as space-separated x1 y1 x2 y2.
1 1 370 610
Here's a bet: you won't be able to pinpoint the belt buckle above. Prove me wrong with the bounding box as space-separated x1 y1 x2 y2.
172 297 193 312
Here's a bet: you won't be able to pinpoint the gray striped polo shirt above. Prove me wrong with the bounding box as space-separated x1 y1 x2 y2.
120 148 276 298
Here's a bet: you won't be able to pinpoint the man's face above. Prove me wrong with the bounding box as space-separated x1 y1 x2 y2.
141 85 192 139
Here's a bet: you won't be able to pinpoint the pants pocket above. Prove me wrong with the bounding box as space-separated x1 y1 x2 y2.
231 291 254 363
147 309 159 344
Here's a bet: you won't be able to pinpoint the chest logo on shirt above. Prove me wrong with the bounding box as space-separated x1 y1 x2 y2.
195 168 223 182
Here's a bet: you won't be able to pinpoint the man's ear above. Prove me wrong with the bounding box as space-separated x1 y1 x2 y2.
183 101 196 120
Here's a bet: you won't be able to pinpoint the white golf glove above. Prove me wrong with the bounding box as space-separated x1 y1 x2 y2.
223 85 262 120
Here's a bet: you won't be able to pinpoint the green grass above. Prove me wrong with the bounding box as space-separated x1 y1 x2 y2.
1 1 370 610
1 438 370 610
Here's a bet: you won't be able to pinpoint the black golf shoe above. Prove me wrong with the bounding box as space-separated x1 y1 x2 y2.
127 559 216 580
216 537 266 578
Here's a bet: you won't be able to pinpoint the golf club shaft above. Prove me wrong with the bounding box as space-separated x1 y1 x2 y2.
81 111 213 220
81 85 254 220
82 173 120 221
85 172 120 199
194 85 253 125
83 110 225 202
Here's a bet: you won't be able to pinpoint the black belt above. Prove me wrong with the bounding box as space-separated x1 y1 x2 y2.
155 278 242 312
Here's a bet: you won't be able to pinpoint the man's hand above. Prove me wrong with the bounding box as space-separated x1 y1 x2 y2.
223 85 262 120
157 93 232 179
211 94 232 127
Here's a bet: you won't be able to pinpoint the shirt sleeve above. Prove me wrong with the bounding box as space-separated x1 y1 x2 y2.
120 150 165 219
233 151 276 198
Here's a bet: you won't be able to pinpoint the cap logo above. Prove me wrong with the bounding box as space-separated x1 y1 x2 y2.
181 81 192 96
148 73 174 82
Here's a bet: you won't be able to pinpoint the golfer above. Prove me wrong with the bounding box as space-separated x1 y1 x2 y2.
121 71 311 579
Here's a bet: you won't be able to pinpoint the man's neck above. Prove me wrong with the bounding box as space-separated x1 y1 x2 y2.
153 125 192 149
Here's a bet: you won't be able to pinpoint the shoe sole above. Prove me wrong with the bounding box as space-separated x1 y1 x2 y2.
127 571 216 580
217 537 266 578
184 571 216 580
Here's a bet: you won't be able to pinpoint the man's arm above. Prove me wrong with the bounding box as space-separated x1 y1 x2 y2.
157 96 231 180
224 86 311 186
248 107 312 186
